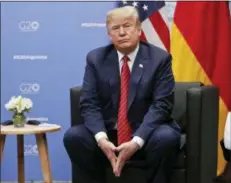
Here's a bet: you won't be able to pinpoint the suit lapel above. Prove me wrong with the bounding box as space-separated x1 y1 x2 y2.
128 44 148 111
105 49 120 108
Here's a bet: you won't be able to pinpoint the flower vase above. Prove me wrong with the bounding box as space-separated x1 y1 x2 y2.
13 113 26 128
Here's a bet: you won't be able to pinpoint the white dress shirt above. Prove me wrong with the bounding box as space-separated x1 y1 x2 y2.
94 44 145 148
224 112 231 150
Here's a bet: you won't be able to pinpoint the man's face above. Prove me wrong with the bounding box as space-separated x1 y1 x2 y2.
107 16 141 53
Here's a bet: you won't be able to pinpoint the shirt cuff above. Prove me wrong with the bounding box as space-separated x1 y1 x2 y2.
132 136 145 148
94 131 108 143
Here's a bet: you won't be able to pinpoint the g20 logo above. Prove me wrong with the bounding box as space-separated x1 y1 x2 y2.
20 83 40 94
19 21 40 31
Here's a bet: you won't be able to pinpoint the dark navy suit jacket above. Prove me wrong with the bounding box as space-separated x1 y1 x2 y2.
80 41 175 141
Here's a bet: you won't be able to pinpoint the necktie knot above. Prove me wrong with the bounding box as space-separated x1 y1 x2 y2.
122 55 130 64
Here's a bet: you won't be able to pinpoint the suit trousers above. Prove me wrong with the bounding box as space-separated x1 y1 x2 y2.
63 123 181 183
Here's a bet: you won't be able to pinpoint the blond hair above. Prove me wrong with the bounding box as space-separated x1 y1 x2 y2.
106 6 141 27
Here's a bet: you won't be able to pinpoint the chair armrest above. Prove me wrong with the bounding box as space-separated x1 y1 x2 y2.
186 85 219 183
70 86 84 126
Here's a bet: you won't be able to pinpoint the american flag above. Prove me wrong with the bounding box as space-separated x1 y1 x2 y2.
118 1 170 51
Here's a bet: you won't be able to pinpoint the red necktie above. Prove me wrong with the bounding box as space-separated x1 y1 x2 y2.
117 55 132 145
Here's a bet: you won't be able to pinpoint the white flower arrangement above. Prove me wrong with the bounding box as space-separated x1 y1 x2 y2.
5 96 33 114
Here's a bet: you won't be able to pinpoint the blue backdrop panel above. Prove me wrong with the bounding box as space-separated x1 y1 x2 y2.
1 2 115 181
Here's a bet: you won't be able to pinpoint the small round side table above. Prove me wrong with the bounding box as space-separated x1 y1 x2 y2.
0 124 61 183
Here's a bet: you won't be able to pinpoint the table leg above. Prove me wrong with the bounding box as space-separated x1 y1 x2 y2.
17 135 24 183
36 133 52 183
0 135 6 163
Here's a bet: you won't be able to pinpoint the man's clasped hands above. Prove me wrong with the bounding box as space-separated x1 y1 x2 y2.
98 138 140 177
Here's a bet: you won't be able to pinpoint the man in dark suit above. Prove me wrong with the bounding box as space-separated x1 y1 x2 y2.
213 140 231 183
214 116 231 183
64 5 181 183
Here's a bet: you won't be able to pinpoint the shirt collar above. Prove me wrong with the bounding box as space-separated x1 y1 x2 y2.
117 43 140 63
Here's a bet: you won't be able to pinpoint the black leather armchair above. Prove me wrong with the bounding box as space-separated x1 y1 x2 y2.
69 82 219 183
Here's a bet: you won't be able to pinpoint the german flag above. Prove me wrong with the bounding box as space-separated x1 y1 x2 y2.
171 2 231 174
